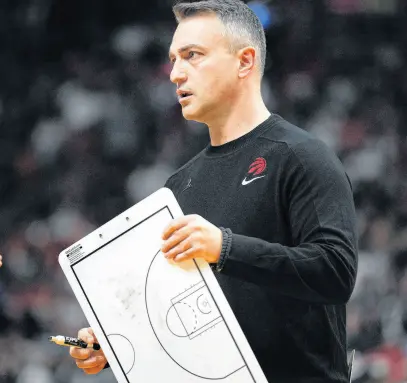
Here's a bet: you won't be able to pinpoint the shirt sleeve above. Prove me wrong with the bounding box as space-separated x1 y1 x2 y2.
217 139 358 305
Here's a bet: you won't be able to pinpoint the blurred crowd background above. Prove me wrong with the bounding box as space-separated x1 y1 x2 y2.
0 0 406 382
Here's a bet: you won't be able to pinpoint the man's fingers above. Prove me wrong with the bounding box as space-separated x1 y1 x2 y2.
87 327 99 343
161 226 191 253
75 355 105 369
162 217 191 240
83 366 105 375
70 347 92 360
78 327 91 340
165 239 192 260
174 248 196 263
78 327 96 344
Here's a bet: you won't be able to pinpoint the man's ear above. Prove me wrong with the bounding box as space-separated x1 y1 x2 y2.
237 46 256 78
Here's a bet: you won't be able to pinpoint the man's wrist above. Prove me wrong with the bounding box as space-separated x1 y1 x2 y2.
216 227 233 272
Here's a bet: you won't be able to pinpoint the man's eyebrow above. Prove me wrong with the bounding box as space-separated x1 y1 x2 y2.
168 44 206 60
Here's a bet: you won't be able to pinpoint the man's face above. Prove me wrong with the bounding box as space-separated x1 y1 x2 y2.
169 14 240 122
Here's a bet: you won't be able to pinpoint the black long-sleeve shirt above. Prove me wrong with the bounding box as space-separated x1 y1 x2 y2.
165 114 358 383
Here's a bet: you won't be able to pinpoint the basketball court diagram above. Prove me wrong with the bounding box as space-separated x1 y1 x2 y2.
145 249 251 380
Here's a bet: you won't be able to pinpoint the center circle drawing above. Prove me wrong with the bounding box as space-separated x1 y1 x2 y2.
145 250 245 380
107 334 135 375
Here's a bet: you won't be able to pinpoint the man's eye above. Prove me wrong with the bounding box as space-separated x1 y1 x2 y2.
188 51 198 59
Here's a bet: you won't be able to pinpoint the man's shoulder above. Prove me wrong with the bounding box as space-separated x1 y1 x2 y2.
259 114 339 161
259 114 320 149
263 116 351 189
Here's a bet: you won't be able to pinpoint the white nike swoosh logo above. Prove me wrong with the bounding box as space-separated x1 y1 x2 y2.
242 175 266 186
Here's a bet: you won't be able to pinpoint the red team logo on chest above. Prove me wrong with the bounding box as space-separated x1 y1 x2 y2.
242 157 267 186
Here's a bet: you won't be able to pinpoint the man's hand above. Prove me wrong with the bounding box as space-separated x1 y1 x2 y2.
161 215 222 264
70 328 107 375
0 254 2 267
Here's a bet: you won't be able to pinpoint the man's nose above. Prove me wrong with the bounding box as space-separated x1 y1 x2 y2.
170 61 187 84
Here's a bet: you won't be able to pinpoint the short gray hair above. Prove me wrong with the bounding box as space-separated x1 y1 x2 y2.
173 0 267 77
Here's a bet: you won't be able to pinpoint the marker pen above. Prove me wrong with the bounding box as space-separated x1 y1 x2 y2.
49 335 101 350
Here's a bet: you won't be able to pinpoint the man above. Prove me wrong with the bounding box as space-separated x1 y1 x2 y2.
70 1 358 382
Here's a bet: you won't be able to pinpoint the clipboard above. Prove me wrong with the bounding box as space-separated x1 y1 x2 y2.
59 187 269 383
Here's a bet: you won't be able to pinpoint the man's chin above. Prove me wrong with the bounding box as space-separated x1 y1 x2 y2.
181 107 201 121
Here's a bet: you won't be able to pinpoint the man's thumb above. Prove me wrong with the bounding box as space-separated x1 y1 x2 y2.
87 327 99 343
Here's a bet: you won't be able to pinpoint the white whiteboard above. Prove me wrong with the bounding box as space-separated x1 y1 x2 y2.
59 187 269 383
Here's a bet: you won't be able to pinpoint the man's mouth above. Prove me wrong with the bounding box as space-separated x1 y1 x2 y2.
177 90 193 101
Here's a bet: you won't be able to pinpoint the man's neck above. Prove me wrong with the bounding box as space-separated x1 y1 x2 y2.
207 94 271 147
